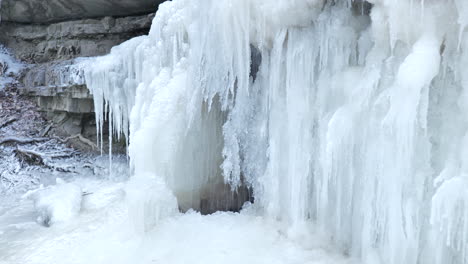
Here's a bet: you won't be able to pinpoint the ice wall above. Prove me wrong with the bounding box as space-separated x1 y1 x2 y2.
84 0 468 263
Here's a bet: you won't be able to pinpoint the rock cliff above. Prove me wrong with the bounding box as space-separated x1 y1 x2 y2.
0 0 164 151
1 0 158 23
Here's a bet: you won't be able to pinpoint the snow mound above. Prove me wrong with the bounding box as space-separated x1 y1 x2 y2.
81 184 125 211
126 173 178 233
23 179 82 226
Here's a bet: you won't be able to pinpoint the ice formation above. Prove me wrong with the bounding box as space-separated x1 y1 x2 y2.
126 173 178 233
83 0 468 263
23 179 82 226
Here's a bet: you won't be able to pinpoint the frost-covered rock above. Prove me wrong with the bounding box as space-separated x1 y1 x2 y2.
23 179 82 226
20 59 93 114
0 14 156 150
0 45 24 88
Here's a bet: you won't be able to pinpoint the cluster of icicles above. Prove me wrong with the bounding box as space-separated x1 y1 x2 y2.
82 0 468 263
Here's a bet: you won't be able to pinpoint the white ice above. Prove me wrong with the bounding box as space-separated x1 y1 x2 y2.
22 178 83 226
0 176 353 264
3 0 468 264
0 45 24 88
82 0 468 263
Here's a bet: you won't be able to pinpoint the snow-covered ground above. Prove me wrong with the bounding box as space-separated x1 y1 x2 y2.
0 174 354 264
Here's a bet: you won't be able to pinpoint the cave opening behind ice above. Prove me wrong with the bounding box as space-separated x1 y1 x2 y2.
82 0 468 263
163 94 255 215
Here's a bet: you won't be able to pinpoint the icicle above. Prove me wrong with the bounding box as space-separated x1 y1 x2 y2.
81 0 468 263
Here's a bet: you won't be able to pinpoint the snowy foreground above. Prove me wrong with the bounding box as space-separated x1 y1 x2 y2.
0 175 353 264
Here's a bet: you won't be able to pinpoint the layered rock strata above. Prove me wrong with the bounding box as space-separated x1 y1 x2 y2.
0 1 162 150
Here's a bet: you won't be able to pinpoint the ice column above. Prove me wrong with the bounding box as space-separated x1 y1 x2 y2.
84 1 468 263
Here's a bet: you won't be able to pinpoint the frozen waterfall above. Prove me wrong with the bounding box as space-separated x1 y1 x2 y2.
83 0 468 263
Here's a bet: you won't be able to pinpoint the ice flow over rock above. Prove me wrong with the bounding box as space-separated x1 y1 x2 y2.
82 0 468 264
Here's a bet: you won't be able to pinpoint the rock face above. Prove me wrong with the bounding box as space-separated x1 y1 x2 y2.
0 14 154 63
1 0 162 23
0 1 161 151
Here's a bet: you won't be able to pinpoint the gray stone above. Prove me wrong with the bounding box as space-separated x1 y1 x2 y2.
0 1 160 154
0 13 154 146
20 59 92 114
0 14 154 63
1 0 165 23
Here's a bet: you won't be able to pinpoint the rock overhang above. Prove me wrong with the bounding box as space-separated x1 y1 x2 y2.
0 0 165 24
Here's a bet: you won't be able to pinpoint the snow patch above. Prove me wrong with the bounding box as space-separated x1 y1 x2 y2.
23 179 82 226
